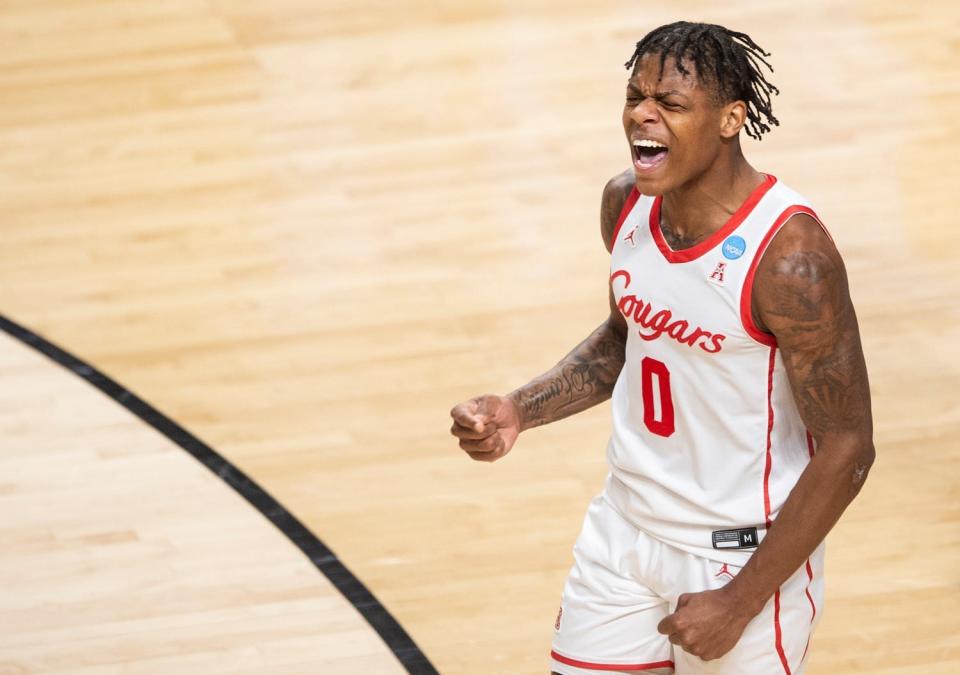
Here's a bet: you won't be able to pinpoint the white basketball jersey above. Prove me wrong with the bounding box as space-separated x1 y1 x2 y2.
604 174 827 565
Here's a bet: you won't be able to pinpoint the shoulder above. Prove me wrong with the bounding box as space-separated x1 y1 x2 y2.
759 213 843 283
600 170 636 253
753 212 849 337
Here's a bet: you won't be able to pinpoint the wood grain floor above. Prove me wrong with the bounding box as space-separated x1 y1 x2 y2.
0 331 406 674
1 1 958 673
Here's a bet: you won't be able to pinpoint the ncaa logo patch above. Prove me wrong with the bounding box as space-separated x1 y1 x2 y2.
722 235 746 260
554 606 563 631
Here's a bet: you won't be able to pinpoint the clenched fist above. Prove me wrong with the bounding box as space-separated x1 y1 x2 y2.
656 586 756 661
449 394 522 462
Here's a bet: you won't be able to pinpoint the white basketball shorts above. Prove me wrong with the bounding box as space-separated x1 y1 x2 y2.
551 494 824 675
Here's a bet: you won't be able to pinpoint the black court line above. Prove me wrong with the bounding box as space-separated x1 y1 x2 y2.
0 314 439 675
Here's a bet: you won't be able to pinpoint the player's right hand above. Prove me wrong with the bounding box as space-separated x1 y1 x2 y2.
449 394 521 462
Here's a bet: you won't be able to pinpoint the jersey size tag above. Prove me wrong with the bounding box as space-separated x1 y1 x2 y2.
712 527 759 549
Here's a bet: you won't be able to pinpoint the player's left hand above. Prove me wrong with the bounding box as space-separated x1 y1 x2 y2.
656 586 757 661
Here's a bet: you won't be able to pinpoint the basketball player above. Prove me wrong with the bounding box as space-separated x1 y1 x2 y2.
449 21 874 675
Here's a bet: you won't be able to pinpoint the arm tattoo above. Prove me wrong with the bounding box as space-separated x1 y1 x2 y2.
509 172 631 431
509 320 626 430
760 248 872 440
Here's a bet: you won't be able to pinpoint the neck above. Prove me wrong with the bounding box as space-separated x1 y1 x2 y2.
659 149 764 247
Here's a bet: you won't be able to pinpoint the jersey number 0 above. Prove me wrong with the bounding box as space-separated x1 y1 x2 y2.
640 356 675 437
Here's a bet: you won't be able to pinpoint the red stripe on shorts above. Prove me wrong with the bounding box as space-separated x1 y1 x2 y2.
551 649 673 672
773 589 792 675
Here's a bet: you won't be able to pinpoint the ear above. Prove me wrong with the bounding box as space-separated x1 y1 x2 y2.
719 100 747 139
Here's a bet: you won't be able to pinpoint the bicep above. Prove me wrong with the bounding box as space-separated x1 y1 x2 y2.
753 217 872 443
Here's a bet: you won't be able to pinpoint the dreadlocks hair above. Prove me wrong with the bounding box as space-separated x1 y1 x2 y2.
623 21 780 140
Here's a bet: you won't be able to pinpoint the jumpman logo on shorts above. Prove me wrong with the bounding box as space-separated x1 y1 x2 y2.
714 563 735 580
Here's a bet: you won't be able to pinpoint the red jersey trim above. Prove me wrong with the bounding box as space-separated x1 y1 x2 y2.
763 346 776 528
648 174 777 263
610 187 642 251
551 650 674 672
740 204 830 347
803 433 817 629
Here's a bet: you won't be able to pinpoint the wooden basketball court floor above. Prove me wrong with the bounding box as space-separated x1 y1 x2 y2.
1 1 958 673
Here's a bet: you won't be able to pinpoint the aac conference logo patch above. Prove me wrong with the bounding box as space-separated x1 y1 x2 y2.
722 235 746 260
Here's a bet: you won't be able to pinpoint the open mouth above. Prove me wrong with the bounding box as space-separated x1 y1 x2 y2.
632 138 669 171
